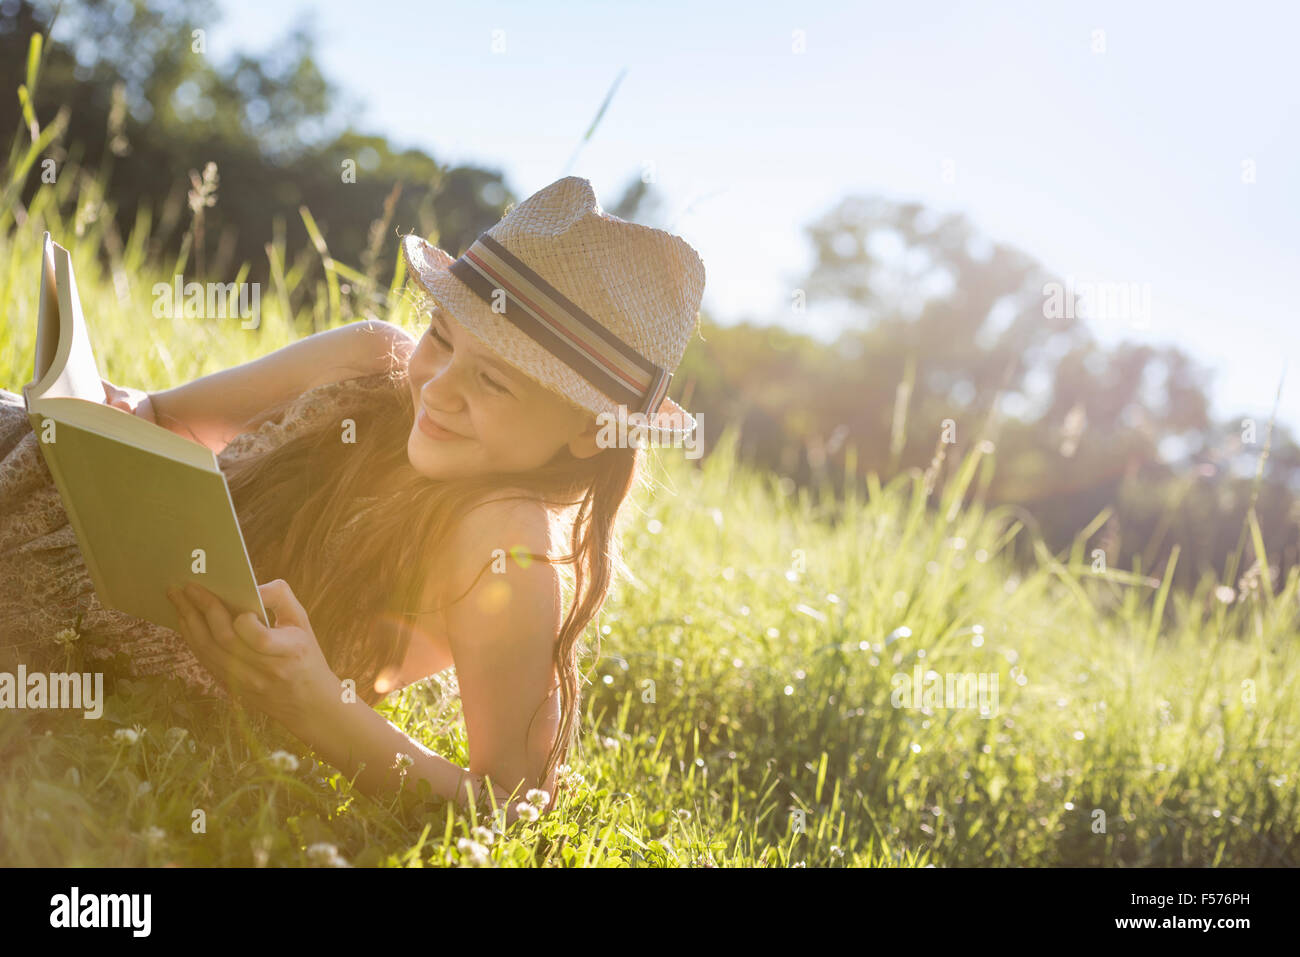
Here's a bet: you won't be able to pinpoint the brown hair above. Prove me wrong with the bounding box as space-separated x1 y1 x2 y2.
221 355 641 797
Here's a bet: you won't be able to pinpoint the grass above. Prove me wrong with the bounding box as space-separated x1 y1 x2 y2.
2 113 1298 869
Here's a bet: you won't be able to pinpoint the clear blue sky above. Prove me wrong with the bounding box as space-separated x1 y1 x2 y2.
206 0 1297 432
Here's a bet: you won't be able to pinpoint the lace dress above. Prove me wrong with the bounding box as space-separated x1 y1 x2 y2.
0 373 396 696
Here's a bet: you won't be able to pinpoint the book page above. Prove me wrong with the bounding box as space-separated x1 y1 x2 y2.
33 236 59 384
31 240 104 403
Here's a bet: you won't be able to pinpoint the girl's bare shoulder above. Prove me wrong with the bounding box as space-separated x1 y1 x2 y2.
432 489 556 600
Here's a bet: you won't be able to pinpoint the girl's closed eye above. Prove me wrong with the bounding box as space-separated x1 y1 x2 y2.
480 373 510 396
428 323 512 396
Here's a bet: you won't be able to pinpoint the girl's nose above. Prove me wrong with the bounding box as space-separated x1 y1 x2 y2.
420 362 467 409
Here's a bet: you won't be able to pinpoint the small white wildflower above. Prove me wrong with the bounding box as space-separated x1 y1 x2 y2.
557 763 585 787
306 842 336 861
137 781 152 796
50 628 80 645
113 728 140 746
267 750 300 773
1214 585 1236 604
791 861 806 868
471 826 495 846
306 842 350 867
393 752 414 771
677 809 693 822
251 836 271 868
525 788 550 808
515 802 540 823
829 845 845 858
457 838 490 865
602 735 620 751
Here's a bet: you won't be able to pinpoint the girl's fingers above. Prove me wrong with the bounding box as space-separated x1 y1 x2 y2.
257 579 310 630
184 583 239 648
231 612 297 656
170 589 234 681
169 587 267 694
169 586 210 643
178 589 298 664
183 584 280 663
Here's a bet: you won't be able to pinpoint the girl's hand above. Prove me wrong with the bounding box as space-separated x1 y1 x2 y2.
102 378 157 425
166 579 342 733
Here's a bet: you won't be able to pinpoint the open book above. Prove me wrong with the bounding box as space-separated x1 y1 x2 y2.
22 233 269 633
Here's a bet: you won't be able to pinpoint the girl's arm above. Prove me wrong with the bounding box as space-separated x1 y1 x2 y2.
146 320 414 452
294 687 515 816
168 578 530 820
167 490 563 822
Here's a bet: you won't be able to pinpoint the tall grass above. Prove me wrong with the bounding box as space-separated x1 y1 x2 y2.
2 42 1297 867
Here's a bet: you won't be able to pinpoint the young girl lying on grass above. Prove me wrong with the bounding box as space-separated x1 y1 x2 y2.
0 176 705 827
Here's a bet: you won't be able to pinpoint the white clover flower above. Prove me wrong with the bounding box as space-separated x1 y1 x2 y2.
556 764 586 787
393 752 414 771
525 788 550 808
50 628 80 645
829 845 845 859
471 826 495 846
1214 585 1236 604
515 802 540 823
601 736 620 751
457 838 490 865
267 750 300 773
113 728 140 746
251 836 271 868
791 861 806 868
306 842 350 867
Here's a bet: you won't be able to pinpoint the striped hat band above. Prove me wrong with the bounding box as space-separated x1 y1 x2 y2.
447 232 673 418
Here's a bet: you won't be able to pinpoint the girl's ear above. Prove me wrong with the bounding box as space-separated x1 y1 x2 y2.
568 416 604 460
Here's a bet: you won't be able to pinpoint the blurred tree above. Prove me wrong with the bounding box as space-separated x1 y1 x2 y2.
677 195 1298 583
1 0 512 310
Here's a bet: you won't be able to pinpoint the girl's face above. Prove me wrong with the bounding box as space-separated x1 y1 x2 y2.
406 304 603 479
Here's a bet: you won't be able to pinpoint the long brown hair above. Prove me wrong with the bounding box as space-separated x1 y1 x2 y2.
221 354 642 795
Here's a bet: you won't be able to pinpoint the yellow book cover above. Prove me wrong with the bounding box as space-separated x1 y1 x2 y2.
21 233 268 633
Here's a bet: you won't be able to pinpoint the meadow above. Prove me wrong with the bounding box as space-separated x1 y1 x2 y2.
1 148 1297 868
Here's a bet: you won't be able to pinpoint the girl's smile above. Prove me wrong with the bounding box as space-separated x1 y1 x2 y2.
416 405 464 441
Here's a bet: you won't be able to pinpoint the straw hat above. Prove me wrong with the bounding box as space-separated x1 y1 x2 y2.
400 176 705 440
